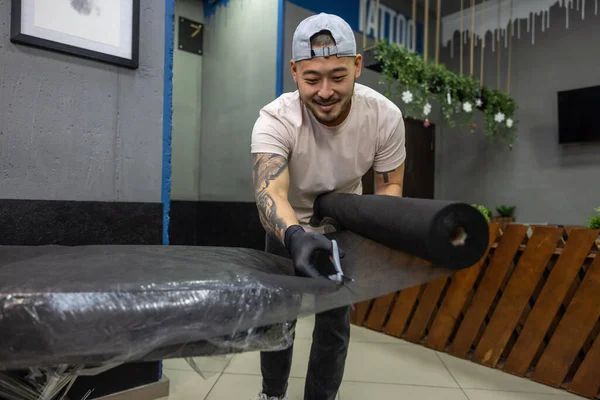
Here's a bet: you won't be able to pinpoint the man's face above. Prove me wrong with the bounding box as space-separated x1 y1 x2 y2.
291 52 363 127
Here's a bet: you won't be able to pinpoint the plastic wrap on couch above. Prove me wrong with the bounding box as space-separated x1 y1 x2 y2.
0 245 305 370
0 195 490 371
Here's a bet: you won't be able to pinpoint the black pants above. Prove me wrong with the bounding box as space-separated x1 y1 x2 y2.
260 233 351 400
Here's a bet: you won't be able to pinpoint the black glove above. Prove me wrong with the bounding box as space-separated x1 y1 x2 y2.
284 225 344 278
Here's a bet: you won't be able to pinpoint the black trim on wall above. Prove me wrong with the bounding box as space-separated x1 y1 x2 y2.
167 200 199 246
169 200 266 250
66 362 161 400
0 198 163 398
0 199 162 246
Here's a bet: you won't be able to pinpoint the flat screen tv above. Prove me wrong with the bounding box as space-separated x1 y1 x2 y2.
557 85 600 144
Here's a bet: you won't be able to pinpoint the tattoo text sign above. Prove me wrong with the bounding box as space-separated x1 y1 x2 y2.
287 0 424 55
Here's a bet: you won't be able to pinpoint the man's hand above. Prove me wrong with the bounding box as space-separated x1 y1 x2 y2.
284 225 344 278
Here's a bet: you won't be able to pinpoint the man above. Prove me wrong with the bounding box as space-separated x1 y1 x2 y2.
250 12 406 400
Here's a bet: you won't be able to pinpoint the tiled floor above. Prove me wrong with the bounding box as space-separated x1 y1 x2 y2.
160 316 587 400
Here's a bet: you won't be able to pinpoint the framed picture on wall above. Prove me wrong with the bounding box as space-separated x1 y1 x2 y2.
10 0 140 69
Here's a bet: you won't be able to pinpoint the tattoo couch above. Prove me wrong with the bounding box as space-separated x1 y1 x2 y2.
0 193 488 399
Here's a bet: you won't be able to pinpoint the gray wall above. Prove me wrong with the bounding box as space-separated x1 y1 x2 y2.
436 3 600 225
171 0 204 201
0 0 165 203
197 0 278 202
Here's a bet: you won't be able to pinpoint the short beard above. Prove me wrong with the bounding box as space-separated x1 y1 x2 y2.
298 80 355 125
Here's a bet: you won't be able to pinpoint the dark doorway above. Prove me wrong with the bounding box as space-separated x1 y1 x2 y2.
403 117 435 199
362 117 435 199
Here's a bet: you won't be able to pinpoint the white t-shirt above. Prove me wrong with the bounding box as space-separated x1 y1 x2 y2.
251 83 406 231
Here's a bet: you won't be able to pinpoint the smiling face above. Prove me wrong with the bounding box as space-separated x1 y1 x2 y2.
291 45 363 127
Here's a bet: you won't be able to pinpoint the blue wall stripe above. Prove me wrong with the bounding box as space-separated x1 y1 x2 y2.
276 0 286 97
162 0 175 246
203 0 231 18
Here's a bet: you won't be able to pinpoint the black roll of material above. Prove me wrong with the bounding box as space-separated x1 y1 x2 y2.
313 193 490 270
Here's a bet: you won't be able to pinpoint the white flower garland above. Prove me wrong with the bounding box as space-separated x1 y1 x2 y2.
423 102 432 116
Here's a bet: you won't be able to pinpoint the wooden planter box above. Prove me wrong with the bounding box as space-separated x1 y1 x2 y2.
351 223 600 399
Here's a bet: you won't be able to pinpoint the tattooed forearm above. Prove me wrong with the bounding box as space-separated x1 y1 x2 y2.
252 153 296 243
256 190 289 242
252 153 288 190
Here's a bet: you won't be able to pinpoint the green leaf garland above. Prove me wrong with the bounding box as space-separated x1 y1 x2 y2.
374 40 519 147
588 207 600 229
